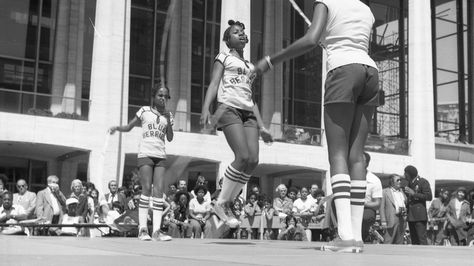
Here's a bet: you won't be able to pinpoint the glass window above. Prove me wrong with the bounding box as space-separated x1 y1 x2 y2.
282 0 323 129
190 0 221 133
130 8 154 76
365 0 408 139
0 0 95 120
432 0 470 143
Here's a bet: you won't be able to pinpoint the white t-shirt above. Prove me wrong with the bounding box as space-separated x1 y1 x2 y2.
189 198 211 219
215 51 256 111
316 0 377 72
136 106 173 159
292 197 316 213
366 171 382 203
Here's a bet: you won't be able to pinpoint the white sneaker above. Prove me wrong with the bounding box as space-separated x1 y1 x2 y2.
138 227 152 241
152 231 172 241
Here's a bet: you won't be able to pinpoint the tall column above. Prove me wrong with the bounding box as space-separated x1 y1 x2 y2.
261 0 284 135
88 0 130 194
219 0 251 60
167 0 192 132
408 0 436 193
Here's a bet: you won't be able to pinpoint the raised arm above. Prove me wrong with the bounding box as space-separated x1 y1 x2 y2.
254 3 328 73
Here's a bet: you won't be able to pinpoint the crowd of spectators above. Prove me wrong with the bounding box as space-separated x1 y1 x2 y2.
0 169 473 246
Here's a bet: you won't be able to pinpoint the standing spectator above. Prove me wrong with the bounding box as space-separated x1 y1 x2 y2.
36 175 67 235
188 185 211 238
427 189 450 245
0 174 9 206
243 192 261 239
361 152 382 243
13 179 36 219
190 175 212 202
261 197 276 240
177 179 188 192
166 183 177 203
445 187 471 245
105 180 127 211
380 174 407 244
307 184 320 202
211 178 223 202
0 191 27 235
404 165 433 245
273 184 293 219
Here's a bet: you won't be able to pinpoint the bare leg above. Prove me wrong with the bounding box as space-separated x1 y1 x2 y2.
324 103 356 241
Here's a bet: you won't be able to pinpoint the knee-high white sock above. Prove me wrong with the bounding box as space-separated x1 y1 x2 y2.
331 174 352 240
138 194 150 231
350 180 367 242
152 197 164 234
217 165 245 204
230 172 251 200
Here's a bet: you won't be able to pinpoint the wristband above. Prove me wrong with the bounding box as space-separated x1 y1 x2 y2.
264 55 273 70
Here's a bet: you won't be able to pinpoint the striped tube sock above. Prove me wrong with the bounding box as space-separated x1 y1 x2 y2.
331 173 352 240
138 194 150 231
230 172 252 200
152 197 164 234
217 165 244 204
350 180 367 242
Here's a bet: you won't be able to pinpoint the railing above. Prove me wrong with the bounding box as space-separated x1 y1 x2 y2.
275 124 324 146
0 88 90 121
365 134 410 155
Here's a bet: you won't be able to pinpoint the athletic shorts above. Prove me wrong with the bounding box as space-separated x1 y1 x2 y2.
215 103 258 131
137 156 166 168
324 63 380 106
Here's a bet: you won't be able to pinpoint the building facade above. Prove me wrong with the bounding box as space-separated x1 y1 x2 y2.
1 0 473 196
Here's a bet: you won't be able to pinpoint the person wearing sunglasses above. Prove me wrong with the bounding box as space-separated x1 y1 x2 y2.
380 174 407 244
110 86 174 242
13 179 37 219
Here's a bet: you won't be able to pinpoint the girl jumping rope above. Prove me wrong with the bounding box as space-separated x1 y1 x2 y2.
110 86 173 241
200 20 272 227
254 0 380 252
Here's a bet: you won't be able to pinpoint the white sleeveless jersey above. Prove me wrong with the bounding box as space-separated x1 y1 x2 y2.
316 0 378 72
215 52 256 111
135 106 174 159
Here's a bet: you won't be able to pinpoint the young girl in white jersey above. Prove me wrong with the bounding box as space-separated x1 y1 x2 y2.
254 0 379 252
109 86 173 241
200 20 272 226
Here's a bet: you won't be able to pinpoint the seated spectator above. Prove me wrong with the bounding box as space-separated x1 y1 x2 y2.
190 175 212 202
310 189 329 241
188 185 211 238
60 198 80 236
168 191 191 238
427 188 449 245
243 193 260 239
0 191 27 235
0 173 9 206
287 187 298 202
13 179 36 219
273 184 293 219
278 215 307 241
292 187 315 241
229 199 243 239
445 187 471 245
